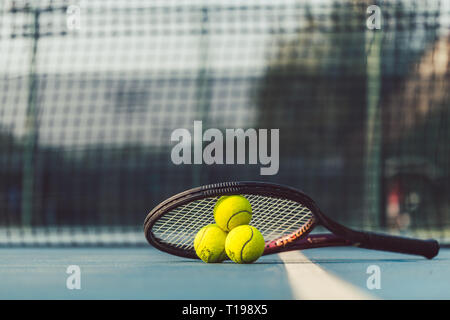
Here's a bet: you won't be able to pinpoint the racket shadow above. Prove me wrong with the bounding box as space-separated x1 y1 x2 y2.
173 258 427 265
253 259 424 264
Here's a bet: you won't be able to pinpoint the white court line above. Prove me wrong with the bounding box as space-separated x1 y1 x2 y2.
279 251 376 300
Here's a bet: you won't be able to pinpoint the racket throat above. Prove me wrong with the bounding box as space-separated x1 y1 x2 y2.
264 218 316 253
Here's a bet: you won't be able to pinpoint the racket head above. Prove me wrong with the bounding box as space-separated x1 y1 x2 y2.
144 181 324 259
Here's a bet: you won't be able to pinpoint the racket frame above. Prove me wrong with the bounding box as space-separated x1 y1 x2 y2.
144 181 439 260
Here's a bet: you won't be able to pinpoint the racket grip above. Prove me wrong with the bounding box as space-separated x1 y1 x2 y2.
358 232 440 259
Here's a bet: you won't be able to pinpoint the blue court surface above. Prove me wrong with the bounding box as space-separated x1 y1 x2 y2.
1 247 448 300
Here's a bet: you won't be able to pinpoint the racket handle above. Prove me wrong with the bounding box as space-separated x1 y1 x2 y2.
357 232 440 259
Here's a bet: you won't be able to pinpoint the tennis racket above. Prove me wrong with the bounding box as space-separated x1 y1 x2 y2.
144 181 440 259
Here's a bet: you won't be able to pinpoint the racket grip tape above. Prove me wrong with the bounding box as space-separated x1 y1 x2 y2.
356 232 440 259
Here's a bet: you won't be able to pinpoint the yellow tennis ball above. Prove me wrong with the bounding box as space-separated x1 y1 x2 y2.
194 224 228 263
225 225 265 264
213 195 252 232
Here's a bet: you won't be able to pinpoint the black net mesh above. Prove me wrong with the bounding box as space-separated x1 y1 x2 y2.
0 0 449 245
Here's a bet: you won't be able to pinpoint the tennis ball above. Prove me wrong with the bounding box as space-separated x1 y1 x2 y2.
225 225 265 264
213 195 252 232
194 224 228 263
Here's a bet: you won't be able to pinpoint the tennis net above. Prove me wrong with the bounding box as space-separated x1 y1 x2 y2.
0 0 449 246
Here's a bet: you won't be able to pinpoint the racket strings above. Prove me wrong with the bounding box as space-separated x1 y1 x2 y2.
153 198 217 248
151 195 314 251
